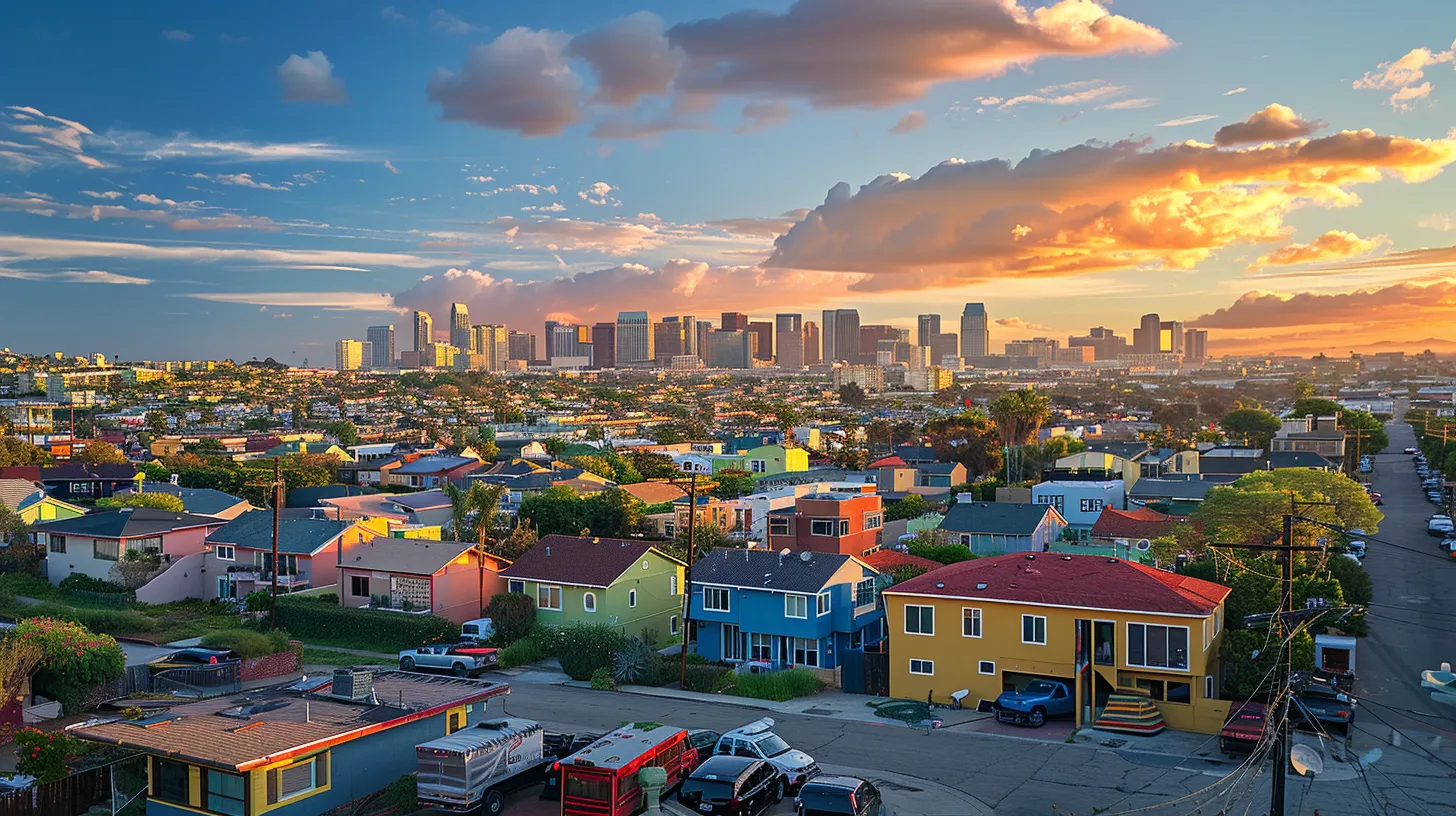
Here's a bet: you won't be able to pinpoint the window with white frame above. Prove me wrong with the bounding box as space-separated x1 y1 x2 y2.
904 604 934 635
1036 493 1063 512
1021 614 1047 645
723 624 743 661
1078 498 1105 513
838 519 850 535
583 592 597 613
669 615 680 636
816 592 831 616
391 576 430 611
785 594 808 618
47 534 65 554
508 579 525 595
810 519 837 536
703 587 731 612
750 459 767 473
863 513 882 530
628 589 637 608
214 544 235 562
94 538 121 562
792 637 819 667
537 584 562 611
127 536 163 556
271 754 325 803
750 633 773 661
1204 675 1216 699
1127 622 1189 670
962 607 982 638
908 658 934 675
978 660 996 675
71 481 93 495
854 578 875 607
669 575 679 595
769 517 791 536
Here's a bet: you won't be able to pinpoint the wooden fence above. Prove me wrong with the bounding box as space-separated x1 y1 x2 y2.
0 762 111 816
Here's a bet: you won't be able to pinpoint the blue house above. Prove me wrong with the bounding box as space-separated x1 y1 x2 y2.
690 548 883 692
937 500 1067 555
72 670 508 816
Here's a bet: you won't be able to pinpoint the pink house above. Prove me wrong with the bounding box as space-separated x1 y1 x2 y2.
33 508 225 586
338 538 509 624
203 511 375 600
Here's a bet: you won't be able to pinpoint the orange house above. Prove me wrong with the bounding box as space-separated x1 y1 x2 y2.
338 537 509 624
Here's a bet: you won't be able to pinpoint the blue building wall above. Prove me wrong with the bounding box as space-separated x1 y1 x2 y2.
691 577 883 670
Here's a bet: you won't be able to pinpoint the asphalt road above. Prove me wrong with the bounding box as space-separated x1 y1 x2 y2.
1356 415 1456 738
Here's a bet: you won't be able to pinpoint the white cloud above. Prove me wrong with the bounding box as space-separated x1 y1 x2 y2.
277 51 349 104
162 30 193 42
1418 213 1456 231
1354 40 1455 110
186 291 399 310
0 234 440 269
1 106 104 169
134 193 177 207
81 190 124 200
1224 87 1247 96
0 268 151 285
128 135 364 162
523 202 567 213
381 6 409 22
190 172 290 191
889 111 926 134
427 28 584 137
578 181 617 205
1157 114 1218 127
429 9 478 34
1099 97 1156 110
384 160 400 174
470 183 558 197
976 80 1126 109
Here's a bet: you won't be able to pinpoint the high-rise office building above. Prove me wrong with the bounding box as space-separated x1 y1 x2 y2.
930 333 959 367
831 309 860 363
1159 320 1185 356
366 325 395 368
472 324 508 371
551 324 592 362
821 310 837 362
696 320 713 363
721 312 749 333
1133 313 1162 354
426 342 455 369
707 330 752 369
775 314 804 369
653 318 687 364
1068 327 1127 361
748 321 773 361
680 316 697 358
449 303 472 352
1184 328 1208 363
591 322 616 369
360 341 373 370
616 311 653 364
335 339 364 371
916 314 941 348
803 321 821 365
859 324 899 363
960 303 988 359
413 311 433 353
543 320 562 360
507 331 536 364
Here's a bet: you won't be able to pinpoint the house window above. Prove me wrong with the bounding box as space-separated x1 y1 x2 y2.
508 579 525 595
962 608 982 638
268 753 327 804
816 592 831 616
904 604 934 635
153 759 191 806
1205 675 1216 699
642 560 650 570
1021 614 1047 645
750 633 773 661
217 577 235 599
94 538 121 562
1036 494 1063 512
47 534 65 554
785 594 808 619
1127 623 1190 670
703 587 731 613
909 658 934 676
979 660 996 675
1167 681 1192 704
863 513 882 530
391 576 431 611
71 481 93 495
1135 678 1165 701
349 576 370 597
214 544 235 562
629 589 637 608
583 592 597 613
769 517 791 536
669 615 680 636
205 769 247 816
810 519 836 536
1078 498 1105 514
723 624 743 661
127 536 163 556
792 637 820 667
750 459 767 473
854 578 875 608
669 575 679 595
537 585 562 611
838 519 850 535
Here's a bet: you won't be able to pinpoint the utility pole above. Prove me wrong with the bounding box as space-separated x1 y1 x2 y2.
247 460 285 629
680 473 700 691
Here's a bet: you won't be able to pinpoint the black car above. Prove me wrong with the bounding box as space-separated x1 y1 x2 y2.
686 728 723 769
795 776 886 816
678 755 786 816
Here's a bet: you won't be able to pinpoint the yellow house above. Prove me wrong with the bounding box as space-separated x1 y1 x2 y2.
0 478 85 525
883 553 1232 734
1053 451 1140 490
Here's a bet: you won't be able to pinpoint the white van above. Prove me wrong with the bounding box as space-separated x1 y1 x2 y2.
461 618 496 643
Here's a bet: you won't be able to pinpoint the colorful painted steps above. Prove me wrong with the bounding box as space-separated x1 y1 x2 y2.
1093 690 1166 736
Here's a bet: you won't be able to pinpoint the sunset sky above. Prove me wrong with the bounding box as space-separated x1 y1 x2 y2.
3 1 1456 361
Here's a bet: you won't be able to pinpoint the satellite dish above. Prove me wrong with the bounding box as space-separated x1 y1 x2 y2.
1135 539 1152 552
1290 745 1323 777
800 551 813 562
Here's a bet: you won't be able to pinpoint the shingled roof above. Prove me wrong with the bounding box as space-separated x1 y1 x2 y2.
31 508 222 538
692 548 861 594
206 511 355 555
1089 507 1182 541
500 534 683 588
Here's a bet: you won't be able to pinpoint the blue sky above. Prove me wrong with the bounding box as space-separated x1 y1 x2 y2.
3 1 1456 361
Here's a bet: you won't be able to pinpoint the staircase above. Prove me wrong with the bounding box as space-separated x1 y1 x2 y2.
1093 688 1166 736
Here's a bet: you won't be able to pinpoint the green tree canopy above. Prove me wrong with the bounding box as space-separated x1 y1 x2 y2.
838 382 867 408
925 411 1003 480
97 493 185 512
0 438 52 468
885 493 934 521
1192 468 1382 547
73 440 127 466
988 388 1051 447
325 420 360 447
1219 408 1282 447
710 469 757 499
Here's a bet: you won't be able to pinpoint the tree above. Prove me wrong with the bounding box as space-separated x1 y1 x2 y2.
325 420 360 447
710 469 757 499
925 411 1003 480
565 455 616 480
581 488 646 539
988 388 1051 447
145 411 169 437
1193 469 1382 547
1293 379 1316 402
667 521 741 562
885 493 934 521
97 493 185 512
624 451 679 481
16 617 125 715
73 440 127 466
543 437 569 457
443 481 506 544
838 382 867 408
495 519 539 560
0 506 41 573
0 438 51 468
484 593 536 644
1219 408 1281 448
865 419 893 455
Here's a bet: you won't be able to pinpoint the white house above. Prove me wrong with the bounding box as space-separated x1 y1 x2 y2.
1031 480 1125 531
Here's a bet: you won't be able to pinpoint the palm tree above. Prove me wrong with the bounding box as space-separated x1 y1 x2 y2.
443 481 509 614
988 388 1052 481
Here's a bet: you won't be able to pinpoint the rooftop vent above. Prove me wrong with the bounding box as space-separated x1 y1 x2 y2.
330 668 375 703
1061 555 1072 561
1025 554 1036 560
975 582 988 590
217 700 290 720
935 582 945 589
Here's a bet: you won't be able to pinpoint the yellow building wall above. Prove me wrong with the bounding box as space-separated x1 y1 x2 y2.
20 498 86 525
884 593 1226 734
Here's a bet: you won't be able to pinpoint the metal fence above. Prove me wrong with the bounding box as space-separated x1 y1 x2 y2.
151 660 242 698
92 664 154 704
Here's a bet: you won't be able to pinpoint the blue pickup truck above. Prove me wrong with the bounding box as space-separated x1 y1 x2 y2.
994 679 1075 727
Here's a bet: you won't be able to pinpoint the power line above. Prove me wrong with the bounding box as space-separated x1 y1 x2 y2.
1357 699 1456 776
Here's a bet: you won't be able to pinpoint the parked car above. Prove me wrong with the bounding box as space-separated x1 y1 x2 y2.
687 729 723 769
1405 447 1420 454
795 775 886 816
1429 518 1454 537
678 756 786 816
1293 672 1356 732
460 617 496 643
147 647 238 672
399 644 491 676
1218 701 1268 758
714 719 819 789
1368 493 1382 506
994 679 1075 727
1346 540 1366 558
1441 537 1456 555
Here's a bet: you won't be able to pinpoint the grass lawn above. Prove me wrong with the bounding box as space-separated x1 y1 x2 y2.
303 648 395 666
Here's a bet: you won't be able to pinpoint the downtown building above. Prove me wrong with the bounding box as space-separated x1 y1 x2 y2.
449 303 472 352
616 311 653 365
413 310 433 353
366 325 395 368
775 313 804 369
960 303 988 359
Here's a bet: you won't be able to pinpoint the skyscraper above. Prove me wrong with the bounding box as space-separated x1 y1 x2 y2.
550 324 592 362
775 314 804 370
696 320 713 363
335 339 364 371
507 331 536 364
681 316 697 357
413 311 433 353
721 312 749 333
707 330 752 369
449 303 472 352
366 325 395 368
1133 313 1161 354
859 324 899 362
1159 320 1185 355
748 321 773 361
916 314 941 348
543 320 562 360
832 309 860 363
616 311 652 364
960 303 988 359
1184 328 1208 363
821 310 837 362
653 318 687 364
591 322 616 369
803 321 821 365
931 333 959 367
1068 327 1127 360
472 324 508 371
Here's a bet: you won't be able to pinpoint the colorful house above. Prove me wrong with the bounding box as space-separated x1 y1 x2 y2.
339 537 509 624
883 553 1231 734
500 535 686 639
1031 480 1125 532
937 501 1066 555
766 487 884 557
0 478 84 525
202 512 377 599
741 444 809 477
34 509 226 586
71 671 509 816
382 455 484 489
36 463 140 502
690 548 884 692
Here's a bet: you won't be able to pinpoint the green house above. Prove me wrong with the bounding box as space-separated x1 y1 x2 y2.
0 479 85 526
500 534 686 641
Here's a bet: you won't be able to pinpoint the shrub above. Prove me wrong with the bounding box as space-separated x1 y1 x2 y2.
527 623 563 656
24 602 157 636
684 652 707 665
723 668 824 702
314 593 337 604
908 541 978 565
0 573 57 600
244 590 271 613
201 629 286 659
556 623 627 682
15 728 85 783
379 775 417 814
682 663 731 693
612 637 656 685
274 597 459 652
484 593 536 644
58 575 130 595
16 617 125 715
590 667 615 690
499 638 546 668
96 493 185 512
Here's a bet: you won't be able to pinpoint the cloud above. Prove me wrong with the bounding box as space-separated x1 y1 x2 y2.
278 51 349 104
170 214 280 231
890 111 926 134
186 291 399 310
428 28 584 137
1157 114 1217 127
1213 104 1325 146
736 101 791 134
1354 40 1454 110
1098 97 1156 110
589 113 712 140
126 135 363 162
469 183 558 197
384 160 400 174
492 216 666 254
0 268 151 285
162 30 192 42
429 9 478 34
381 6 409 22
1191 280 1456 330
766 126 1456 292
1224 87 1247 96
80 190 123 200
189 172 290 191
578 181 618 205
1418 213 1456 231
1248 230 1384 269
1 106 104 169
134 193 176 207
566 11 681 106
995 316 1051 330
976 79 1125 109
0 234 440 269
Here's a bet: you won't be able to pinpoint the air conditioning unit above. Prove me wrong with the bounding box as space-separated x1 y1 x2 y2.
331 668 375 703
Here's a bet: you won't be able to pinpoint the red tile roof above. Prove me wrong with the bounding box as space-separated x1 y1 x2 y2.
501 534 684 587
859 550 941 572
1089 507 1182 541
868 456 908 468
887 553 1229 616
618 482 688 505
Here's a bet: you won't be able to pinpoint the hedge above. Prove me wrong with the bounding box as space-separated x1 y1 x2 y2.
201 629 292 659
24 601 158 636
273 597 459 651
556 623 626 681
683 663 732 693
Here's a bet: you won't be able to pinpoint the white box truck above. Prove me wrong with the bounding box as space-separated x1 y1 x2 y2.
417 718 555 814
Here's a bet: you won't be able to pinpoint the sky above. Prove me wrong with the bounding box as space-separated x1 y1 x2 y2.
3 0 1456 362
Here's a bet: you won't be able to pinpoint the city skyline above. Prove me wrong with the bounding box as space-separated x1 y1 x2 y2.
4 3 1456 360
